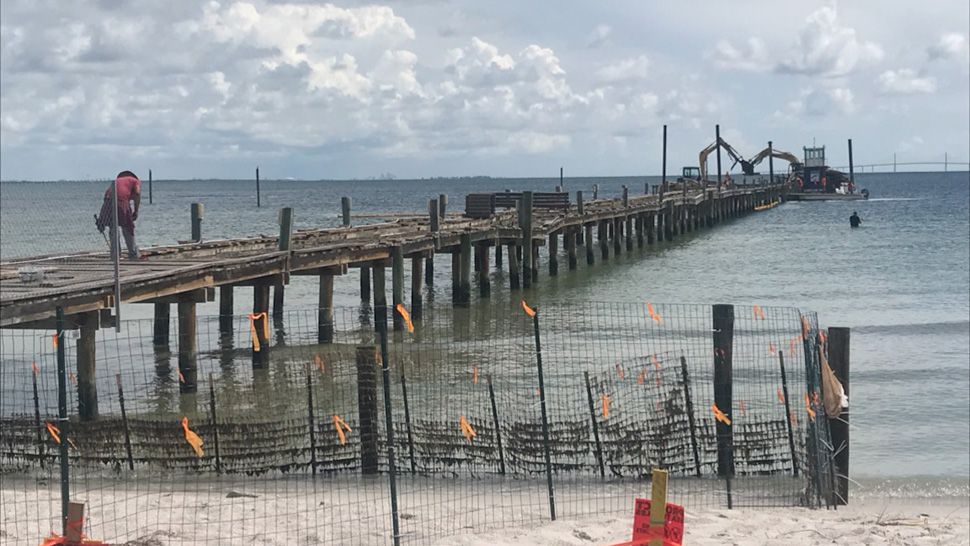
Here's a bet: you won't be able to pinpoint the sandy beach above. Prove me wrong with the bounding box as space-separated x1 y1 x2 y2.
440 500 970 545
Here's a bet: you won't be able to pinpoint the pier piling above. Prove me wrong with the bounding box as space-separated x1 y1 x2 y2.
828 327 851 505
391 247 405 331
177 295 198 393
76 311 99 420
356 345 379 474
410 256 423 319
318 272 334 343
713 303 735 506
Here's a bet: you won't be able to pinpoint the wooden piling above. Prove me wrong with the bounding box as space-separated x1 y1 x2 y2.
252 284 270 368
476 243 491 297
713 303 735 506
438 194 447 218
190 203 204 242
373 263 387 332
565 228 577 270
410 256 423 319
177 295 198 393
318 273 334 343
622 185 629 207
521 191 534 288
341 197 352 226
715 124 723 186
356 345 379 474
597 220 609 259
507 242 521 289
847 139 854 185
646 213 656 244
593 184 599 200
255 166 261 208
153 303 170 346
635 214 644 247
625 215 634 251
219 286 233 335
828 327 850 505
360 266 371 302
576 191 584 215
584 223 595 265
148 169 153 204
531 241 540 284
613 217 622 254
455 236 471 306
495 242 503 269
661 124 667 189
76 311 98 421
584 371 606 479
548 232 559 275
391 247 405 331
273 207 293 321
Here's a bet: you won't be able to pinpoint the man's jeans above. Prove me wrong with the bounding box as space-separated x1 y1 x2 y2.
110 225 139 260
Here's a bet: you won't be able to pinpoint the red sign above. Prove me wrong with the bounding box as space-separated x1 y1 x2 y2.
632 498 684 545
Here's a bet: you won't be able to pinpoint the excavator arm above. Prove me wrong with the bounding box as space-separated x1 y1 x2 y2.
698 138 754 180
747 147 802 171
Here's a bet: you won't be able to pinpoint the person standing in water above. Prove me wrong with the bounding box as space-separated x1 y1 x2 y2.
96 170 142 259
849 211 862 228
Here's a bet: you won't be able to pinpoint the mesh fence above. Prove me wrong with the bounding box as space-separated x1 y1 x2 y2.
1 301 836 545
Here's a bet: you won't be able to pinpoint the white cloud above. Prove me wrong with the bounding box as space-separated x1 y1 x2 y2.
711 5 882 77
877 69 937 94
708 38 768 72
928 32 969 60
776 86 855 119
595 55 649 83
585 24 612 49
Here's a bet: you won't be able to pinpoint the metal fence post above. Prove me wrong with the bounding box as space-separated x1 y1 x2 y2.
828 327 850 505
712 304 734 508
529 306 556 520
378 325 402 546
55 308 70 535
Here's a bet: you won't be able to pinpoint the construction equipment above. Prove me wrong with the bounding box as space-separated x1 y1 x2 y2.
698 138 753 181
747 146 802 172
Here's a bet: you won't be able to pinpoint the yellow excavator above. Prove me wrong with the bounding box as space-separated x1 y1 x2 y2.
697 137 753 181
746 146 802 173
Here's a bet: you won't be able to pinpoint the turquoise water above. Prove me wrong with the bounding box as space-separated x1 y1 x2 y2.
1 172 968 488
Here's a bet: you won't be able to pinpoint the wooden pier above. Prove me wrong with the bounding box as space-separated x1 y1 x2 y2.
1 183 783 416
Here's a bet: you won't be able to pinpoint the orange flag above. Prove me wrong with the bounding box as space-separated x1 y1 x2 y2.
637 369 646 385
739 400 747 416
601 394 611 419
712 404 732 426
651 354 661 371
804 393 816 419
333 415 352 445
646 303 662 323
777 387 785 404
769 342 777 355
31 362 39 376
314 353 326 373
395 304 415 333
521 299 536 318
52 333 59 349
178 370 186 383
753 305 766 320
248 312 269 352
46 422 61 444
181 417 204 458
615 364 625 381
459 416 477 442
472 366 479 385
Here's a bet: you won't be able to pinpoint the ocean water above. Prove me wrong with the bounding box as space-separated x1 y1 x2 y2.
1 172 968 491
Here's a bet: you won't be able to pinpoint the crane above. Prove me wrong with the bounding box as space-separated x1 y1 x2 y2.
698 138 753 181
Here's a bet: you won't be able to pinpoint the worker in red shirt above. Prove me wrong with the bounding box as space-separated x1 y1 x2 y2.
96 171 141 259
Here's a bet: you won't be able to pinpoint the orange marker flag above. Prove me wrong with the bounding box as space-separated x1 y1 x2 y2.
712 404 732 426
333 415 352 445
52 333 59 349
637 369 646 385
819 330 827 344
777 387 785 404
739 400 747 416
31 361 39 376
314 353 326 373
801 316 811 338
248 312 269 352
521 299 536 318
68 372 77 386
615 364 625 381
769 342 777 355
601 394 611 419
459 416 477 442
472 366 479 385
46 422 61 444
789 338 797 355
753 305 766 320
804 393 816 419
646 303 662 323
395 304 415 333
178 370 186 383
181 417 204 458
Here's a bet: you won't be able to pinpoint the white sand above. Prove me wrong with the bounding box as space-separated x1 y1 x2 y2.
440 500 970 546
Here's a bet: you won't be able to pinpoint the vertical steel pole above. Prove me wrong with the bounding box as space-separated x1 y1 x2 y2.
531 309 556 520
55 308 70 535
112 179 121 330
378 325 401 545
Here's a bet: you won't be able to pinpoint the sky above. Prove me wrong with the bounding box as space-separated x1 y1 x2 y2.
1 0 968 180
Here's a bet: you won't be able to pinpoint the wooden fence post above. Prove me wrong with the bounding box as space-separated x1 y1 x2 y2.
356 345 379 474
713 303 734 508
828 327 850 505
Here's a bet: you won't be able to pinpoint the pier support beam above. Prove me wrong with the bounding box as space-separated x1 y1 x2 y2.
219 286 233 336
635 214 644 248
598 220 609 259
476 242 491 297
457 234 472 306
495 243 503 270
507 243 521 289
318 272 334 344
647 214 656 245
584 223 595 265
451 252 461 304
410 256 424 319
360 266 371 302
252 284 270 368
373 263 387 332
356 345 379 474
76 311 99 421
548 232 559 276
565 228 578 270
153 303 170 346
625 215 634 251
391 247 405 331
521 192 534 289
177 295 198 393
828 327 851 505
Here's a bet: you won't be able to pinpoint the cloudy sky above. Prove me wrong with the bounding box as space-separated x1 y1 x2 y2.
1 0 967 180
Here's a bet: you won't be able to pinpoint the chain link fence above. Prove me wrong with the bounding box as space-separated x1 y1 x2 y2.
1 301 837 545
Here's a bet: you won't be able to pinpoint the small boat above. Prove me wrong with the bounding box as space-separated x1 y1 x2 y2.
754 200 781 211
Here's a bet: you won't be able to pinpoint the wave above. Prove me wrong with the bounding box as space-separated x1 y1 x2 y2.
853 320 970 336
